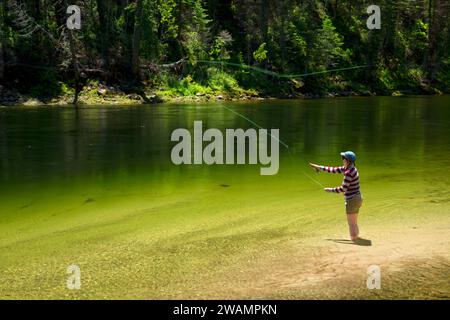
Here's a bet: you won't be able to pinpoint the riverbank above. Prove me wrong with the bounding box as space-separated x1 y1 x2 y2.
0 83 255 106
0 81 447 107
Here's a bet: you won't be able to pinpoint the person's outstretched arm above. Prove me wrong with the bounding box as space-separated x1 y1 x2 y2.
309 163 345 174
324 167 357 193
324 183 348 193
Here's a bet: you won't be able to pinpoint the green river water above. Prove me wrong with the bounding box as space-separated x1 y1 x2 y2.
0 96 449 299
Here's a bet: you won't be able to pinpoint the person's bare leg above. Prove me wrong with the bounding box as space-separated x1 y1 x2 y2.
347 213 359 241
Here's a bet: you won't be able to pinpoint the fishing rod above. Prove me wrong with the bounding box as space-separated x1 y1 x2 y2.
197 59 372 188
220 105 325 189
221 105 289 149
197 60 375 79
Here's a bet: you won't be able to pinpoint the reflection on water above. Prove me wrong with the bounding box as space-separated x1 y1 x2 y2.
0 96 449 200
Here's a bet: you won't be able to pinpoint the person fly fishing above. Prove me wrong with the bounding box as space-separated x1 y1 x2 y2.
309 151 363 242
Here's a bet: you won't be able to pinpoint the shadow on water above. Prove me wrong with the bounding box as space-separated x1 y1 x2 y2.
326 238 372 246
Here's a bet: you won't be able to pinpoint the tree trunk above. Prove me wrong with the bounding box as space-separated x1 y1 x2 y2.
260 0 269 43
428 0 433 36
96 0 108 65
0 2 4 83
132 0 143 78
0 40 4 84
425 0 438 80
69 28 81 106
279 1 287 71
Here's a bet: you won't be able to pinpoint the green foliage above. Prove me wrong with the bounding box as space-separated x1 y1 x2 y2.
210 31 233 61
183 31 208 65
158 0 178 40
310 17 350 69
140 0 160 60
253 43 268 64
206 67 238 91
158 67 241 97
377 66 396 91
2 0 449 100
410 19 429 59
168 74 213 96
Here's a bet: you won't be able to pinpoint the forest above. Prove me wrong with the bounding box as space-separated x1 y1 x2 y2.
0 0 449 105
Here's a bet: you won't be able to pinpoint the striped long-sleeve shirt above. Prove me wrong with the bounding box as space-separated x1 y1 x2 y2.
318 165 361 199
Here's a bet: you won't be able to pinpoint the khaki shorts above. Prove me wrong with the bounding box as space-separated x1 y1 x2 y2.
345 193 363 214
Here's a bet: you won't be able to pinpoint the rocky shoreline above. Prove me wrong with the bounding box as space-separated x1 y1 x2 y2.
0 83 445 107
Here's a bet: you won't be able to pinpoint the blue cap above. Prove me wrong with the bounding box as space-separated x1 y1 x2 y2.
340 151 356 162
